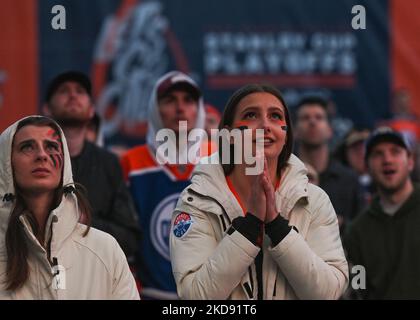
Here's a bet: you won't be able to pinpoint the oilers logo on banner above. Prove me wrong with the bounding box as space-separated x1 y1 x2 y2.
173 212 194 238
150 193 180 261
92 1 190 143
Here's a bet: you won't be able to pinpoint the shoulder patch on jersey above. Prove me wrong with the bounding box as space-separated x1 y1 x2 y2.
173 212 194 238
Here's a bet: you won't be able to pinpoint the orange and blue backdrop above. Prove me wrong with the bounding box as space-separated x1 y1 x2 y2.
1 0 419 147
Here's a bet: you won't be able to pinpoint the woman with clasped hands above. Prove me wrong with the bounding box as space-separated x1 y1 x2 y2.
170 84 348 299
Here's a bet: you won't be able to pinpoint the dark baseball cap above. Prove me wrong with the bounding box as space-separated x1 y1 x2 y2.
45 71 92 102
365 127 410 161
156 72 201 101
345 129 370 147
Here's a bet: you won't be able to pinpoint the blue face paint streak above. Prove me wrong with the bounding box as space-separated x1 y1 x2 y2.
49 153 63 169
55 154 63 169
49 154 57 168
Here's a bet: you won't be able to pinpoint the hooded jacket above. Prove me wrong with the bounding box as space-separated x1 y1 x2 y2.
170 152 349 299
146 70 206 164
0 116 139 300
121 71 206 299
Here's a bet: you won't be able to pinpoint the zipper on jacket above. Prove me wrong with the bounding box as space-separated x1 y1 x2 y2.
248 266 254 292
273 276 277 297
243 282 253 299
35 262 41 299
46 214 62 293
46 219 54 263
218 214 227 232
256 250 263 300
52 257 60 279
247 266 254 299
51 257 64 291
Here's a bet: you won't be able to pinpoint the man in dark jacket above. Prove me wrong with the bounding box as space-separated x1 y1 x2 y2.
344 127 420 299
294 96 364 232
43 71 140 258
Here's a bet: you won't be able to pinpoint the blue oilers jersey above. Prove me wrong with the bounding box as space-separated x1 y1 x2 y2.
121 145 195 299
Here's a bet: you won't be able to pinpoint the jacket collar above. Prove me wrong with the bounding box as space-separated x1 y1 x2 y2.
188 153 240 221
190 153 310 221
276 154 310 216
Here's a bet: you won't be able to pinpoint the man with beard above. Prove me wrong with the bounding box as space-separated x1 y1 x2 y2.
43 71 140 260
294 97 364 232
344 127 420 299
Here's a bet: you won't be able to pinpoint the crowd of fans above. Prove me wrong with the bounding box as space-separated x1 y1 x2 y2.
1 69 419 300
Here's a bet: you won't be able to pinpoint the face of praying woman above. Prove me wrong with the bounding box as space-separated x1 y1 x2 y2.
12 125 64 195
231 92 287 161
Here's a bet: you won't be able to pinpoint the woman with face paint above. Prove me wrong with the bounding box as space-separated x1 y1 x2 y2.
170 84 349 300
0 116 139 299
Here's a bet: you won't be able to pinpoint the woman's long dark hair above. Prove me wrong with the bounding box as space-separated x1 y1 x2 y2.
218 84 294 176
5 116 91 291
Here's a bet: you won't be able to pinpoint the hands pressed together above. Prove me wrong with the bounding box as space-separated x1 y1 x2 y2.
246 156 279 224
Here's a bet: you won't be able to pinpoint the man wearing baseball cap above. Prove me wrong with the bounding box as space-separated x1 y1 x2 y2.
120 71 206 299
43 71 140 259
344 126 420 299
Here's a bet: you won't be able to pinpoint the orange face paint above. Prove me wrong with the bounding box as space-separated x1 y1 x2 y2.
235 119 287 131
47 129 62 143
273 119 288 131
233 120 250 130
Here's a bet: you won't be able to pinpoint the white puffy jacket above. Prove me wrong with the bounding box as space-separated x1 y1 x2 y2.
170 152 349 300
0 116 139 300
